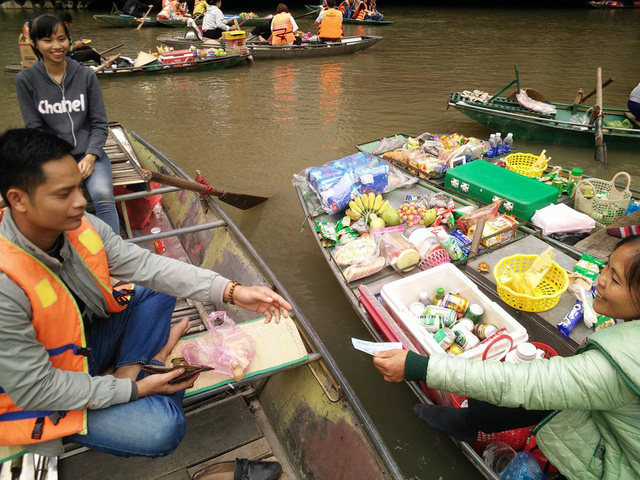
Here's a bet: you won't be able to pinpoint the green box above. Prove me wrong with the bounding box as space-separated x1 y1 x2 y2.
444 161 559 221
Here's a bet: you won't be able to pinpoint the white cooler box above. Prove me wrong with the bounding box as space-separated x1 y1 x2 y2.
380 263 528 359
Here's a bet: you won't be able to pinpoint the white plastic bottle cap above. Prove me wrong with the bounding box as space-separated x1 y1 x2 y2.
516 342 537 362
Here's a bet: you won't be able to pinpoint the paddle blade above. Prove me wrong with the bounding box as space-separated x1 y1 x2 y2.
217 191 270 210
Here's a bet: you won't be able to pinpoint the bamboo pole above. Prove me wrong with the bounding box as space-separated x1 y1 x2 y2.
594 67 608 164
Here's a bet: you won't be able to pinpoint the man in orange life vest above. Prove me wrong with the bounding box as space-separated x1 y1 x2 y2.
315 0 343 42
0 129 292 458
270 3 298 46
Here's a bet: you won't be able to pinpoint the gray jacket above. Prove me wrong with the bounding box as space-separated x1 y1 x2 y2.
0 210 229 456
16 58 108 158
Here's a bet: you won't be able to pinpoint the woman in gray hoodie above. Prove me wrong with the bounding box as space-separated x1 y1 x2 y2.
16 14 119 233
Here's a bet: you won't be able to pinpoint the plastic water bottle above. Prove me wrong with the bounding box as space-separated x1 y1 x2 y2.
483 442 516 474
501 132 513 154
463 146 472 163
487 134 496 158
436 230 466 261
495 132 503 147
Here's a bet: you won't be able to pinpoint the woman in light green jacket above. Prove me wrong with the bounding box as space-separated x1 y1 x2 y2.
374 236 640 480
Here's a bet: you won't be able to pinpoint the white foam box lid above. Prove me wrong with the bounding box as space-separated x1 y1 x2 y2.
380 263 528 359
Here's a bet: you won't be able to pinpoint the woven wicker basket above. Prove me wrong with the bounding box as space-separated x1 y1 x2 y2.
574 172 632 229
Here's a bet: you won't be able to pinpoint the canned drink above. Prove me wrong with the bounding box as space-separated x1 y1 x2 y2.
552 178 564 194
466 303 485 323
447 344 464 355
452 325 480 350
433 328 455 350
424 306 458 328
420 315 441 333
474 323 499 340
457 318 475 332
439 293 469 318
410 302 426 317
151 227 166 254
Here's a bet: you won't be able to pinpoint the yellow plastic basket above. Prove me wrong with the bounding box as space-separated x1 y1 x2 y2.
504 153 547 178
493 254 568 313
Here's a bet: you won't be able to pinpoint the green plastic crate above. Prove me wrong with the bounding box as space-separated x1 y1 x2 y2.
445 161 559 221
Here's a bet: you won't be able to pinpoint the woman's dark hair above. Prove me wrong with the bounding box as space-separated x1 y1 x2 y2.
276 3 289 13
29 13 69 43
616 235 640 310
0 129 73 206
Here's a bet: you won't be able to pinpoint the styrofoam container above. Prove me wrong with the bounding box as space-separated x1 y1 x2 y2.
380 263 528 359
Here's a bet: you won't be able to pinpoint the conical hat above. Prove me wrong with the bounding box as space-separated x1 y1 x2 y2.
133 51 157 68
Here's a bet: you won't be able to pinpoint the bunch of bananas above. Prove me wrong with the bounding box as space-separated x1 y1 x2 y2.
346 193 390 221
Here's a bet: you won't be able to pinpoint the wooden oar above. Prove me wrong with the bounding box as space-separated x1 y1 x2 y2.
142 170 270 210
93 53 120 74
98 42 124 56
135 6 153 30
580 77 614 104
594 67 607 165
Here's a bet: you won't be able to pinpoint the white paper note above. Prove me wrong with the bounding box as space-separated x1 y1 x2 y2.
351 338 403 356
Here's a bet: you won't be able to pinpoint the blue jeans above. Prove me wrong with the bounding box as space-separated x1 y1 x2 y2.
629 100 640 119
343 8 354 18
365 12 383 20
77 152 120 235
67 287 187 457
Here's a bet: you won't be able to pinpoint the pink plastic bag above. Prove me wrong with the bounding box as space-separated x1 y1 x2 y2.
182 312 256 381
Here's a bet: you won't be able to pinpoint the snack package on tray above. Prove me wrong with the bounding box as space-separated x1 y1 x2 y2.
182 312 256 382
375 229 420 272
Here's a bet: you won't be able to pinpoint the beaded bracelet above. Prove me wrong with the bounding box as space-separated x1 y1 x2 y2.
228 281 241 305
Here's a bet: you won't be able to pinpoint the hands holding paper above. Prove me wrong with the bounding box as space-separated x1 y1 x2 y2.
373 349 408 382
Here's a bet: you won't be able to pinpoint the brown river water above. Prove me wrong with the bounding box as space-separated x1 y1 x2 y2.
1 6 639 478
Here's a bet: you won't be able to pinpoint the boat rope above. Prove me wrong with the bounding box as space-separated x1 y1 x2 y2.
194 172 215 197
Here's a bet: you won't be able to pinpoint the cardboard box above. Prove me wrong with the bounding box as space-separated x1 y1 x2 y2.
19 34 37 68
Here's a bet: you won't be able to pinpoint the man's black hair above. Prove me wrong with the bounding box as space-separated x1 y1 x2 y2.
327 0 336 7
59 12 73 24
0 129 74 206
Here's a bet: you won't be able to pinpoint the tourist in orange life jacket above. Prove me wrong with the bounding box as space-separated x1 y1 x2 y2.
339 0 357 18
352 0 367 21
271 3 298 46
315 0 343 42
0 128 292 458
363 0 383 20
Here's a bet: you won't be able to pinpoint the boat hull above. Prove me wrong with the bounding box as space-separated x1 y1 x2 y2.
449 95 640 151
93 14 158 27
247 36 382 60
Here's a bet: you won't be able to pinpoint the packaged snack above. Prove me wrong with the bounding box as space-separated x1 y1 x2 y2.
557 300 584 339
378 231 419 272
574 253 605 281
342 256 386 283
333 237 378 267
467 215 519 248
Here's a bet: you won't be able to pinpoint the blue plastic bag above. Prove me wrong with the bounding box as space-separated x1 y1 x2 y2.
499 452 547 480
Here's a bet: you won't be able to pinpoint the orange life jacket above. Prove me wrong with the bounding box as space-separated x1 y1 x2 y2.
354 3 366 20
0 214 131 446
318 8 343 39
271 12 295 45
162 0 170 8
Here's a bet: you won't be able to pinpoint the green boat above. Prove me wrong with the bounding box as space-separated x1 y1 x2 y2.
304 4 393 24
448 67 640 151
94 54 249 77
588 1 640 8
94 12 159 27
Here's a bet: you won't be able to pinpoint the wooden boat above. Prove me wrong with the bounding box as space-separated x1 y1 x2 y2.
448 91 640 151
0 123 404 479
94 53 249 77
294 154 588 480
246 36 382 60
94 12 159 27
588 1 640 8
304 4 393 24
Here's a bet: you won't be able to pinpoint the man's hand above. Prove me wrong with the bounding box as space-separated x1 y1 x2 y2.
136 368 199 397
78 154 97 179
373 349 408 382
231 285 293 324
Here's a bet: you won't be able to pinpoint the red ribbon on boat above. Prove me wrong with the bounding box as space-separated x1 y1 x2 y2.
194 172 214 197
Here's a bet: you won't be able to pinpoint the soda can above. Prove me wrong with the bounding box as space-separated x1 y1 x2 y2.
425 306 458 328
150 227 166 254
420 315 441 333
466 303 485 323
439 293 469 318
457 318 475 332
474 323 498 340
452 325 480 350
433 328 455 350
446 344 464 355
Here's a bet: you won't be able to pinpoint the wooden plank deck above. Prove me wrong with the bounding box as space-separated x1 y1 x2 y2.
574 210 640 260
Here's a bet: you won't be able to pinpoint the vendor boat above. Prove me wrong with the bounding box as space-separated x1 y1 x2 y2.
0 123 403 480
304 4 393 24
94 4 159 27
294 151 591 480
448 67 640 151
588 1 640 8
93 53 250 77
